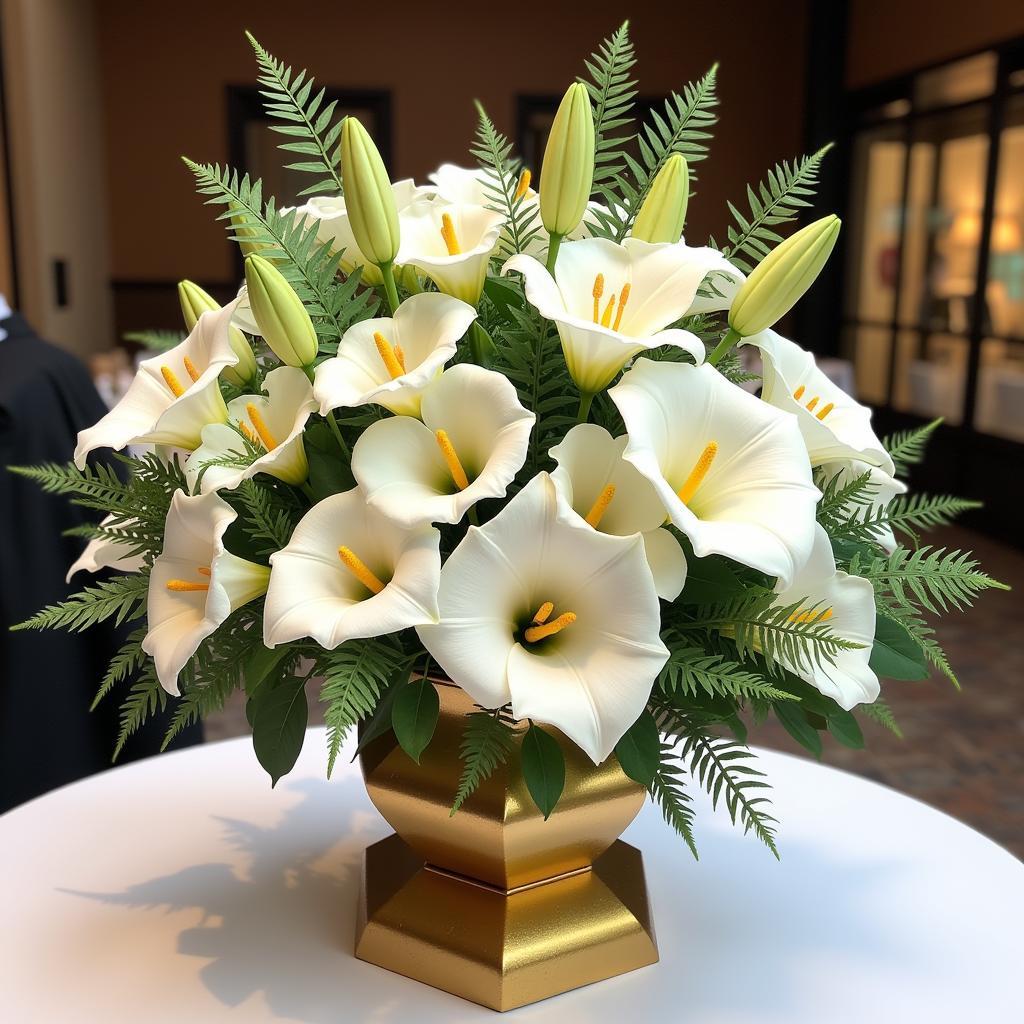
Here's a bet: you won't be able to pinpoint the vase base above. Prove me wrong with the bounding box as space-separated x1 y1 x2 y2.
354 833 659 1012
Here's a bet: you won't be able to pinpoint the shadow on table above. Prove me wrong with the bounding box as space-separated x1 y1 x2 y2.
62 774 925 1023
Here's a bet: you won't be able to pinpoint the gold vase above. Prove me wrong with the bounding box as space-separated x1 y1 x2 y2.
354 681 658 1012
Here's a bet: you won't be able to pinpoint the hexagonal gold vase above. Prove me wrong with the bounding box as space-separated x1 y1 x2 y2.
355 681 659 1012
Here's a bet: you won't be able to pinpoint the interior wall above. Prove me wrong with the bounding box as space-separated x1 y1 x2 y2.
94 0 811 294
0 0 113 355
847 0 1024 88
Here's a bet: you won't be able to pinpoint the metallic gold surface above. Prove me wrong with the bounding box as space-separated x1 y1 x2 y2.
355 681 659 1010
359 681 647 889
355 835 658 1012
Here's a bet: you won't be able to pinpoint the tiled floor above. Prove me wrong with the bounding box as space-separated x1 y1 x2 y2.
206 524 1024 859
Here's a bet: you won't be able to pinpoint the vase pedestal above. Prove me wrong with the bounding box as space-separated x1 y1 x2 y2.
355 833 658 1012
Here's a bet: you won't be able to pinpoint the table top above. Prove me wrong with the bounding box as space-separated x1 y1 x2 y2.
2 728 1021 1023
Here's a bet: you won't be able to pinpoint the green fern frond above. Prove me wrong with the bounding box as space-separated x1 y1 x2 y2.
852 546 1008 615
579 21 637 187
114 664 166 760
234 479 299 556
884 419 942 476
885 493 981 539
451 707 517 814
91 627 147 710
14 572 149 633
857 699 903 738
657 639 794 701
246 32 345 196
122 329 185 352
649 745 698 859
815 465 877 528
877 597 958 687
716 146 832 273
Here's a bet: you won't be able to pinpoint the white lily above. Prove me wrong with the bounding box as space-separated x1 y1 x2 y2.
818 459 908 554
745 329 894 472
232 285 261 337
263 487 441 649
74 302 240 468
143 491 270 695
772 525 879 709
398 199 505 304
417 473 668 763
313 292 476 418
502 236 741 394
66 514 144 583
283 179 431 286
549 423 687 600
351 363 534 528
184 367 317 493
610 358 819 588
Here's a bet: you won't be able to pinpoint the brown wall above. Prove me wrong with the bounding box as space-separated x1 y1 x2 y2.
94 0 811 290
847 0 1024 88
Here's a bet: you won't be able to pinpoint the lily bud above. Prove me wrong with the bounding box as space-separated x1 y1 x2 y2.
339 117 400 267
632 154 689 244
728 215 841 337
228 203 265 257
243 255 319 368
539 82 595 237
177 280 258 386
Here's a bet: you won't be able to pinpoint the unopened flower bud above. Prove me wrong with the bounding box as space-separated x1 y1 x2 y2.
729 215 841 336
539 83 595 237
632 154 689 244
178 280 258 385
339 117 400 267
228 203 265 257
243 255 318 368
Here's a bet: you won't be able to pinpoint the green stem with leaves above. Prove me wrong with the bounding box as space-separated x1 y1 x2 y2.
708 327 741 367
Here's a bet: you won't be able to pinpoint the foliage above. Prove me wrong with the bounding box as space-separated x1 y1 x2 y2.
451 707 517 814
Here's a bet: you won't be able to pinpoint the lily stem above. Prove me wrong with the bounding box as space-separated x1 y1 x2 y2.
467 506 480 527
380 261 401 314
326 410 350 460
707 326 742 367
576 391 595 424
468 322 494 367
545 232 563 275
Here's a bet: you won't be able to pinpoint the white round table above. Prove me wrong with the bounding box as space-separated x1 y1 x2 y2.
2 729 1020 1023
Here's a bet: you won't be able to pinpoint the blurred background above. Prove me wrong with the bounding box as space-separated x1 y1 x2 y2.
0 0 1021 850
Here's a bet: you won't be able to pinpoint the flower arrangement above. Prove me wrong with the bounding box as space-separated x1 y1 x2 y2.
14 22 1006 858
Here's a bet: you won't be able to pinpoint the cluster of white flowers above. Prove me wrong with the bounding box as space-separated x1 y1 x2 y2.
70 139 897 765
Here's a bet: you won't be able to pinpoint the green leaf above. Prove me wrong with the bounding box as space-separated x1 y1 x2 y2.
304 420 354 500
351 662 412 760
391 678 440 764
451 708 517 814
251 674 309 786
483 275 525 319
677 551 743 604
827 707 865 749
774 702 823 758
869 615 929 681
614 711 660 786
520 725 565 819
244 644 292 698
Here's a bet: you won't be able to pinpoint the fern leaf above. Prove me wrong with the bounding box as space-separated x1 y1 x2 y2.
857 699 903 738
91 627 147 710
450 708 517 814
114 665 166 760
14 572 149 633
657 639 794 701
649 744 699 858
884 419 942 476
233 479 299 555
579 21 637 187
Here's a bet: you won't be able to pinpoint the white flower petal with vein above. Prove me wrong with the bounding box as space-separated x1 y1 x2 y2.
351 363 534 527
65 514 144 583
143 491 270 695
74 300 241 468
550 423 686 600
314 292 476 417
263 487 441 649
772 525 879 709
417 473 668 763
610 358 819 588
184 366 317 493
744 329 894 472
503 236 741 393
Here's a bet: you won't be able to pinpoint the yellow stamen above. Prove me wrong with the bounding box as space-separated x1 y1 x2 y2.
677 441 719 505
337 546 386 595
524 611 577 643
197 566 211 576
435 429 469 490
612 283 631 332
246 404 279 450
600 293 616 328
793 385 805 401
532 601 554 625
183 355 201 383
240 422 259 445
393 344 407 373
806 396 819 413
592 273 605 322
816 402 834 421
514 168 532 201
165 579 210 592
585 484 616 528
373 331 405 380
440 212 461 256
161 365 185 397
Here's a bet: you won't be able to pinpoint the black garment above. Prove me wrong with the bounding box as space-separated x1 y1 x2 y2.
0 314 201 813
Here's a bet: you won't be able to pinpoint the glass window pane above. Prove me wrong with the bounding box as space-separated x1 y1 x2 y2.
844 126 905 323
976 339 1024 440
986 94 1024 341
893 332 967 424
844 325 892 405
914 52 996 110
